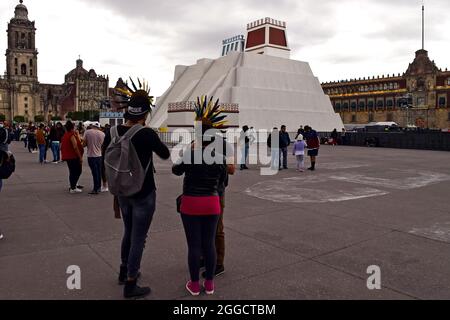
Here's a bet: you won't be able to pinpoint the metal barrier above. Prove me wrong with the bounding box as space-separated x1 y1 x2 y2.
344 132 450 151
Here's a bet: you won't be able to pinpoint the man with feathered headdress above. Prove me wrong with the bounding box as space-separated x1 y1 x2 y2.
103 78 170 299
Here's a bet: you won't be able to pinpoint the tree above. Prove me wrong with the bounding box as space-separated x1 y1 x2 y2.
0 114 5 122
51 116 62 121
13 115 25 123
34 115 45 123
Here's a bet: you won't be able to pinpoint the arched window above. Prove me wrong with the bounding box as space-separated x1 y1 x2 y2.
376 100 384 109
335 102 341 112
351 102 357 111
358 101 366 111
386 99 394 110
343 102 349 111
21 63 27 75
368 100 374 111
438 97 446 107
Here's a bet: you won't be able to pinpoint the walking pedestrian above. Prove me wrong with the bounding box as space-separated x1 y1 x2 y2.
331 129 338 146
292 134 307 172
304 125 320 171
61 121 84 193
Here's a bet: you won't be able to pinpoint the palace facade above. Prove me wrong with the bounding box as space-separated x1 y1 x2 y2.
322 49 450 129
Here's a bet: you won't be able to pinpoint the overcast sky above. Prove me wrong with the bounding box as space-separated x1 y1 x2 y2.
0 0 449 96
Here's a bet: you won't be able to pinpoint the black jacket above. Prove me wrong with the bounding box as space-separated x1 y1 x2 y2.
279 132 291 148
172 147 227 197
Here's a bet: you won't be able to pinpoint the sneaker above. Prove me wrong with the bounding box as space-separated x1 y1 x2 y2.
203 280 215 295
88 190 99 195
101 186 109 193
202 265 225 278
124 279 151 299
186 281 200 296
0 233 4 240
69 188 83 194
77 185 84 189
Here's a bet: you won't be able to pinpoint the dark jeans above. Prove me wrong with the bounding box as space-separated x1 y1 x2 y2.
280 147 288 168
66 159 82 190
181 214 220 282
88 157 102 192
118 191 156 279
38 144 46 163
51 142 60 162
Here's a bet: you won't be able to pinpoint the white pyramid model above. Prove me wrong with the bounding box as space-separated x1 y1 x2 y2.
148 18 343 132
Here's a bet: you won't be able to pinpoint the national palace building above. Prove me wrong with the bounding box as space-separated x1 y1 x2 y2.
0 1 109 123
321 49 450 130
321 4 450 130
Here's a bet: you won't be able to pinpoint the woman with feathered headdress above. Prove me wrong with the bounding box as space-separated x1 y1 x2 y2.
172 95 228 296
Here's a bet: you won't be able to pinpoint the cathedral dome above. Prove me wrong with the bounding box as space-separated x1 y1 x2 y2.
14 0 28 20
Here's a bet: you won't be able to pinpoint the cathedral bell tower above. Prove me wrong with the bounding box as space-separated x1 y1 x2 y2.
6 0 39 121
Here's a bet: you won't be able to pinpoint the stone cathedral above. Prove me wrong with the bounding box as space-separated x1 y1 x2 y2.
0 1 109 123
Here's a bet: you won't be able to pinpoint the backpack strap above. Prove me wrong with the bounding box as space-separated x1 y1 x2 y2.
110 125 119 143
121 124 145 141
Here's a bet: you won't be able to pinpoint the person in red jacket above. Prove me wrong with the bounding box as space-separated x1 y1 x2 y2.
304 125 320 171
61 121 84 193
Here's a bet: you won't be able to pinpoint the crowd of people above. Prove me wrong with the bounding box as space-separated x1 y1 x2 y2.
0 86 346 299
239 124 325 172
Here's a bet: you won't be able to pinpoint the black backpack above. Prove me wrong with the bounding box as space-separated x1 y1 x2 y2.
0 127 15 179
0 150 15 179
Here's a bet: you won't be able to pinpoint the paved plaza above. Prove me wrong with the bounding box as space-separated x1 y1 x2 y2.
0 142 450 300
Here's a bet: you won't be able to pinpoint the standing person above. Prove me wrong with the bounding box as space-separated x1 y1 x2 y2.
61 121 84 193
0 126 8 240
172 96 227 296
83 124 105 195
279 125 291 170
295 125 305 139
341 128 347 145
20 126 28 148
304 125 320 171
0 126 15 240
331 129 338 146
239 125 250 170
36 124 47 164
77 122 85 137
104 81 170 299
49 123 64 163
292 134 307 172
202 135 235 279
267 127 279 170
27 123 37 153
100 124 111 192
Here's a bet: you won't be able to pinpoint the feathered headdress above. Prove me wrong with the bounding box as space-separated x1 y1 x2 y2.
194 95 228 128
114 77 154 111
